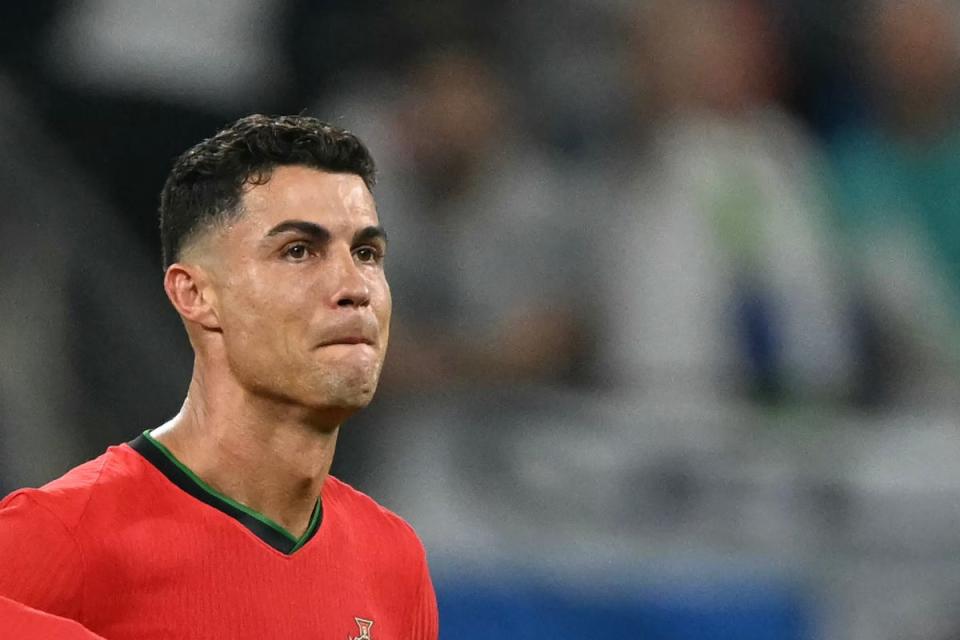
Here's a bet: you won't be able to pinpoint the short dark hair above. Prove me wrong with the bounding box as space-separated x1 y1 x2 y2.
159 114 376 269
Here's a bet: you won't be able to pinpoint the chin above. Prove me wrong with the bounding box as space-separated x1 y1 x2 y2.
324 389 375 410
310 375 380 411
278 356 381 410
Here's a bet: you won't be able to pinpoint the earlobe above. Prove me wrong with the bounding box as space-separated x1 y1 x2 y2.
163 264 222 330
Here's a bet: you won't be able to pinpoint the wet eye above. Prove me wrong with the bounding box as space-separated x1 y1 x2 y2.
283 243 311 261
354 246 383 264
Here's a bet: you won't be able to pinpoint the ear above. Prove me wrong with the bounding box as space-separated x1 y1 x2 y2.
163 263 222 331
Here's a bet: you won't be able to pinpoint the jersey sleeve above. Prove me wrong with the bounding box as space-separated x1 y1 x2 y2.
410 546 439 640
0 595 105 640
0 491 84 621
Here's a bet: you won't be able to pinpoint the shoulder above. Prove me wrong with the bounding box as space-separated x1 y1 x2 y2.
0 444 144 531
323 476 418 533
0 448 141 618
323 475 426 553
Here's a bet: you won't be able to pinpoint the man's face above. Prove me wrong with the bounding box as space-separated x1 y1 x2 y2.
201 166 391 414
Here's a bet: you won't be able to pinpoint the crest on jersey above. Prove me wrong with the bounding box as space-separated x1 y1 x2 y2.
349 617 373 640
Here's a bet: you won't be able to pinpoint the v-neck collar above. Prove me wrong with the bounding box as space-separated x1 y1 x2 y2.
128 430 322 555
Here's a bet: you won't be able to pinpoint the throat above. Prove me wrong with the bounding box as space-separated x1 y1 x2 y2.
234 480 322 539
130 429 329 553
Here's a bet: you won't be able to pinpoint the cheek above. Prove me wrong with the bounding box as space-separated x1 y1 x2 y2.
221 276 297 343
376 279 392 332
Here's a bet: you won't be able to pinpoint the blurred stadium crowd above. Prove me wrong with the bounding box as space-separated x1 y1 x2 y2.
3 1 960 638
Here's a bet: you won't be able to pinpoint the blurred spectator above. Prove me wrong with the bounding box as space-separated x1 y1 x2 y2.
828 0 960 402
504 0 634 160
596 0 857 403
365 49 584 392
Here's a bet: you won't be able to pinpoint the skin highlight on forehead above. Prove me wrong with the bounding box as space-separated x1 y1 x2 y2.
336 173 378 216
241 168 378 227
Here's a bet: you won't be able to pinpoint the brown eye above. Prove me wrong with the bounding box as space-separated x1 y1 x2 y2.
354 247 382 263
284 243 310 261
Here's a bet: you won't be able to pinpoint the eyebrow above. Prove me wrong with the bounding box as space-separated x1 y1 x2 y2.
353 225 388 247
264 220 331 242
262 220 387 248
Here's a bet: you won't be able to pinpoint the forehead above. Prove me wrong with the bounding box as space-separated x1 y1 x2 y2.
238 166 379 234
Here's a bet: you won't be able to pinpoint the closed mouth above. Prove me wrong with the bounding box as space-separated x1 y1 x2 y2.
317 337 375 347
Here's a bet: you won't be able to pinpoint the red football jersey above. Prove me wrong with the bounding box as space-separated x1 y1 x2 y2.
0 595 107 639
0 432 438 639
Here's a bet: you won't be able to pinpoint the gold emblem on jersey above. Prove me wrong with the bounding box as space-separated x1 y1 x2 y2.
349 617 373 640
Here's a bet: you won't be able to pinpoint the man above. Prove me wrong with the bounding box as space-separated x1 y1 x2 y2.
0 114 438 639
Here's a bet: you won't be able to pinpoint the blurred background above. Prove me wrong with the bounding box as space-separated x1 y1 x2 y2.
3 0 960 637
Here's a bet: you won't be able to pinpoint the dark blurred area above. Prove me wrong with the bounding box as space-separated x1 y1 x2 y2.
4 1 960 638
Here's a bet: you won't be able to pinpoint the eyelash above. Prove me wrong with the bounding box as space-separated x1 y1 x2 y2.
354 245 385 264
282 242 314 261
281 243 384 264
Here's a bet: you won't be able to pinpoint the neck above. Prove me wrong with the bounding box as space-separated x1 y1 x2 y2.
151 365 342 539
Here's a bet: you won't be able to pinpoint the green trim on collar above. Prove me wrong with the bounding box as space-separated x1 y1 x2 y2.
134 429 322 554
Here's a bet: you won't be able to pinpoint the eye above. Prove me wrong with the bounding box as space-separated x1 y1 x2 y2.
354 246 384 264
282 242 312 261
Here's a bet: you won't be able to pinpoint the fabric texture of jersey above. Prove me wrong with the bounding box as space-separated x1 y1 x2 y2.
0 438 438 639
0 595 108 639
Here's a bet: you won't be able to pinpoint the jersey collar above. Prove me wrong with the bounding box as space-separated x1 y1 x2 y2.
128 430 322 555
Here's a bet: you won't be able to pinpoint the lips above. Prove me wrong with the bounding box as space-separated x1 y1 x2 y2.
314 318 378 349
318 336 374 347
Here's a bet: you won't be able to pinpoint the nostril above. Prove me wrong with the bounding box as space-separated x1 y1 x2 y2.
336 293 370 307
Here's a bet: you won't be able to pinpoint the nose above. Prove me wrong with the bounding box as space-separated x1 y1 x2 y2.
330 250 371 309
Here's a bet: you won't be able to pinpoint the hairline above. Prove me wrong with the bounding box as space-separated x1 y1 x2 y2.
168 164 373 268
